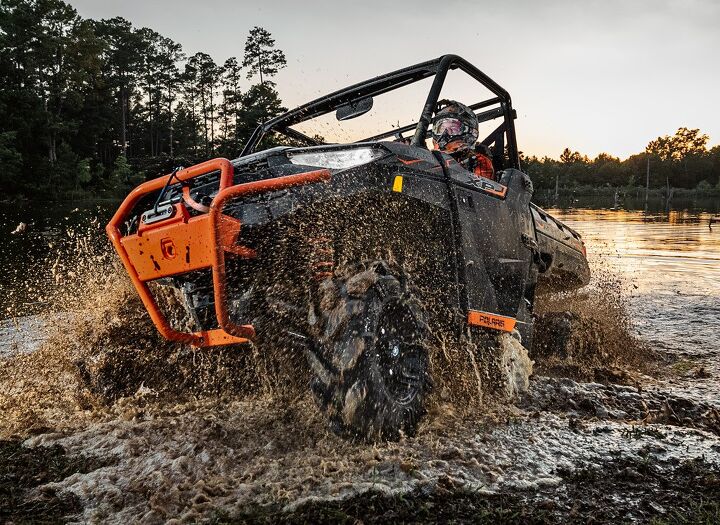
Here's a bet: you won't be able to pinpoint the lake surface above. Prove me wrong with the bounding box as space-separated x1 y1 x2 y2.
551 208 720 353
550 207 720 405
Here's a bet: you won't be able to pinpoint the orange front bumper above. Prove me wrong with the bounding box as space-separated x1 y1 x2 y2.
106 157 331 347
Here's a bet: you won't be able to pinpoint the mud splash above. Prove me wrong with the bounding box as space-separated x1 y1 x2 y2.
533 267 656 384
0 224 530 437
0 216 298 437
14 389 720 523
1 216 717 523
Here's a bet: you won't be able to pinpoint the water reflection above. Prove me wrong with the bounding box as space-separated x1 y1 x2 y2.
551 208 720 361
551 208 720 295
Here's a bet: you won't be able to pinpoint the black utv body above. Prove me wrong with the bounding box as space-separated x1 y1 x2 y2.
108 55 590 440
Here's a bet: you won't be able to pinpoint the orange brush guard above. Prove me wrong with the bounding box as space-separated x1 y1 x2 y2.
106 157 331 347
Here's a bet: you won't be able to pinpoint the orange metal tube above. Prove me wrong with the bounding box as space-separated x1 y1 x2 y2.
182 185 211 213
107 158 235 234
106 158 235 346
107 159 331 347
209 169 332 339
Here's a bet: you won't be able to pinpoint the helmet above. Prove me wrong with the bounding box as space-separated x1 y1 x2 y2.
431 100 479 154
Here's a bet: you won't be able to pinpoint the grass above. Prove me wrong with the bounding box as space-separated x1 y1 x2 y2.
671 359 698 376
651 500 720 524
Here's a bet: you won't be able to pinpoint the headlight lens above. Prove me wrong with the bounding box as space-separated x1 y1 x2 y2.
287 147 384 170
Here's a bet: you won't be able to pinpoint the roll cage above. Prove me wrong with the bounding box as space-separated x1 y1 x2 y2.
240 54 521 170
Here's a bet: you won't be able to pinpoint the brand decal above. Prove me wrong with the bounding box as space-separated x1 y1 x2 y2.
160 238 177 259
467 310 516 332
467 176 508 197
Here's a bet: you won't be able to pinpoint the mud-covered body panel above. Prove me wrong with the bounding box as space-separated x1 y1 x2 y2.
215 143 453 228
448 166 534 315
200 142 585 336
531 205 590 291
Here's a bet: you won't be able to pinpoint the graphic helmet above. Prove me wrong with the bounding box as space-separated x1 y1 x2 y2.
431 100 479 154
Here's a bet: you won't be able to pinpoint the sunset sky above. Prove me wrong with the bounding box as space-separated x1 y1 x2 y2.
70 0 719 159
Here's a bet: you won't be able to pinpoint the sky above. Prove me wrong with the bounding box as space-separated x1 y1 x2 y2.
70 0 720 159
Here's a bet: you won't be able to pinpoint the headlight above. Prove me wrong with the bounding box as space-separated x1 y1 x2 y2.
287 147 384 170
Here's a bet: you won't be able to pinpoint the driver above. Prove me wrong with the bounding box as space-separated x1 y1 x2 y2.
431 100 495 180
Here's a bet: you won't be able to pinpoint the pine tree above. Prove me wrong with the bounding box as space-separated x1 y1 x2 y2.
242 27 286 84
93 17 144 157
186 52 219 155
237 82 286 149
220 57 242 151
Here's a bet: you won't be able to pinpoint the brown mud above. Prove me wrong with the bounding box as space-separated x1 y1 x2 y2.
0 440 113 524
229 457 720 524
533 269 659 385
1 224 718 523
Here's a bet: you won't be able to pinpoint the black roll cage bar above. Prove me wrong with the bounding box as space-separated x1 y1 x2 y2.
240 54 520 170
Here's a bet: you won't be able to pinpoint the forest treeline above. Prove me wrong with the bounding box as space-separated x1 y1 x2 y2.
0 0 288 199
525 127 720 194
1 0 718 201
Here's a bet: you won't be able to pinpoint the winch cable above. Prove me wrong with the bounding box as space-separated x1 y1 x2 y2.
152 166 183 214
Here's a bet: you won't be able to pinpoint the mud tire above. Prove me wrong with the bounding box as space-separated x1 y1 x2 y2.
307 260 432 441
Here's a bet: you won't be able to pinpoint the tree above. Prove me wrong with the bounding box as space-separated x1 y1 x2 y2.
559 148 586 164
242 26 286 84
186 52 219 156
93 17 145 157
236 82 286 149
219 57 242 152
593 152 620 164
75 157 91 190
133 29 183 158
647 128 710 188
711 146 720 188
647 127 709 161
180 60 200 156
108 153 133 194
27 2 99 173
0 132 23 188
158 37 183 157
0 0 299 198
171 102 200 161
589 153 629 187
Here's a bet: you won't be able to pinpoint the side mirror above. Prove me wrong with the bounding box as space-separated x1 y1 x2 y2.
336 97 373 121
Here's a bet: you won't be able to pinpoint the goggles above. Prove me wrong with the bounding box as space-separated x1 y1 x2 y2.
432 117 465 137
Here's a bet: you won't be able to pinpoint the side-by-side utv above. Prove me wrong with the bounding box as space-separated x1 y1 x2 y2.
107 55 590 440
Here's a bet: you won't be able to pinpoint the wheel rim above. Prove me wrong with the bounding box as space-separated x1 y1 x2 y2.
376 303 425 405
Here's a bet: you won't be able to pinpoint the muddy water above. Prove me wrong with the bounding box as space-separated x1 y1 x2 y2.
551 208 720 405
1 205 720 523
